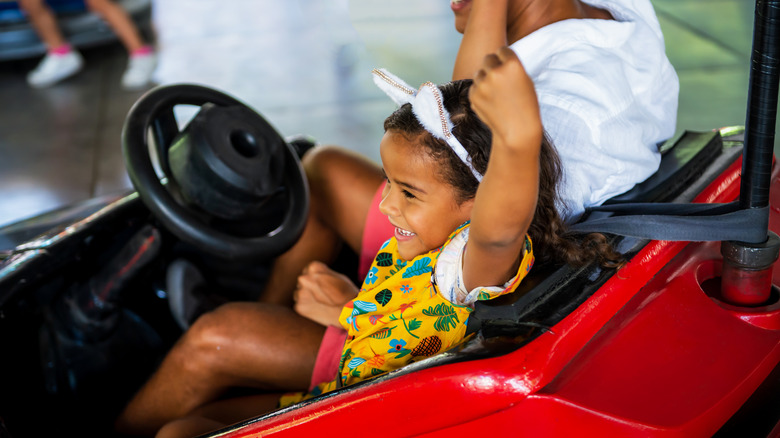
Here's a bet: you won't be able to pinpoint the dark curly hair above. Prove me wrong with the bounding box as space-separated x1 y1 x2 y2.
383 79 621 268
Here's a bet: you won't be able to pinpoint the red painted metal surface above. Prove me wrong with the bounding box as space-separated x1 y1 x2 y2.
217 154 780 436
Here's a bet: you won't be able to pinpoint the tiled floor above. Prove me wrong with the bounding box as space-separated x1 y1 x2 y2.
0 0 777 228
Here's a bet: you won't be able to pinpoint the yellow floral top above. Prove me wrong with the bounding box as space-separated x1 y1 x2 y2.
279 222 534 406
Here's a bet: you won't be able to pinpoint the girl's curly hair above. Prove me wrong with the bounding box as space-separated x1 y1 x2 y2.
383 79 622 268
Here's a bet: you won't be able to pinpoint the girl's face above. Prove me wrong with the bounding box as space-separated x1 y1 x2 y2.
379 130 474 261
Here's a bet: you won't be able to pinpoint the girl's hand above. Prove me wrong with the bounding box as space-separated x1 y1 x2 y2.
293 261 358 327
469 46 542 149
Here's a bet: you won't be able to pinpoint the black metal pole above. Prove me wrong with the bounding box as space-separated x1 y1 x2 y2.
739 0 780 209
721 0 780 307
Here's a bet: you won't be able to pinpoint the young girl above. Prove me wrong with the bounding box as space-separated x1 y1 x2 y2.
129 48 620 438
278 48 620 406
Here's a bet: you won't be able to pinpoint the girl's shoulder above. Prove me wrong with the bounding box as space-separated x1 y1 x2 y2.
434 225 534 307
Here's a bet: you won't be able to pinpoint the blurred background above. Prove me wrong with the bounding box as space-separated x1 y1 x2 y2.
0 0 775 228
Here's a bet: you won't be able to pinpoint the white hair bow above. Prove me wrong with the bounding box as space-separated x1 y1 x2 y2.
372 68 483 182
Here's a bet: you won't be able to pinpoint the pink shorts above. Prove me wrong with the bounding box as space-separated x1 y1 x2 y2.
357 181 394 280
309 325 348 390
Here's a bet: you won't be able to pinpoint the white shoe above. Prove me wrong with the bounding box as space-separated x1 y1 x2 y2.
121 52 157 90
27 51 84 88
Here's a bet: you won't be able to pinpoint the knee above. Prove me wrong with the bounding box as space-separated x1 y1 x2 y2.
301 145 351 186
302 145 365 211
175 304 245 367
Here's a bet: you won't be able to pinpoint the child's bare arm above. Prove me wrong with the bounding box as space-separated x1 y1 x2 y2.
462 47 543 290
452 0 509 80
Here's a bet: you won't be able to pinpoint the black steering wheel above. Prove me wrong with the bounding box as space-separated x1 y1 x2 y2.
122 84 309 261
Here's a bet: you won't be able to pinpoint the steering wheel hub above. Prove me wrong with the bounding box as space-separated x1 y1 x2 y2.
168 103 286 220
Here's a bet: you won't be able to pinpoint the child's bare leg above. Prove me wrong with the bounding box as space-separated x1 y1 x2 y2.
260 146 384 305
84 0 147 52
17 0 67 49
115 302 325 437
156 393 282 438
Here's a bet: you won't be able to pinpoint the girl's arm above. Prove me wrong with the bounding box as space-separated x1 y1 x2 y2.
463 47 542 291
452 0 509 81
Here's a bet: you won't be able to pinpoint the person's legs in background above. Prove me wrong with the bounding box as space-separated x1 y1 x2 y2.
84 0 156 89
18 0 83 87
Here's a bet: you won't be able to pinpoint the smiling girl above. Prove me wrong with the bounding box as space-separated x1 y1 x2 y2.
124 49 621 438
280 47 620 402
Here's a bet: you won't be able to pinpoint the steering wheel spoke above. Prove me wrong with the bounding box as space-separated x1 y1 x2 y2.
151 107 180 178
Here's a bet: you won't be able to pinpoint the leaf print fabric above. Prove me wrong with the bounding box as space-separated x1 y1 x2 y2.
353 301 377 313
332 222 533 388
375 289 392 306
375 252 393 267
402 257 432 278
369 325 395 339
278 223 534 408
348 357 367 369
422 303 459 332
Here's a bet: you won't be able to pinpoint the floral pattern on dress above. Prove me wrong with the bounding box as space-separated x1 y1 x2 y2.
336 222 532 387
278 222 534 408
